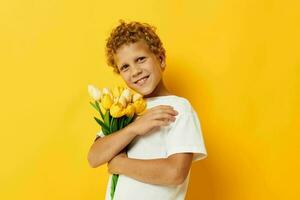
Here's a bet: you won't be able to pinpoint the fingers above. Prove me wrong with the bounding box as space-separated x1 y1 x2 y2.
149 105 178 115
141 105 179 128
154 119 173 127
150 106 178 121
153 113 176 122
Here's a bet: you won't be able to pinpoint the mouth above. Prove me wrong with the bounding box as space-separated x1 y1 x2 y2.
134 75 150 86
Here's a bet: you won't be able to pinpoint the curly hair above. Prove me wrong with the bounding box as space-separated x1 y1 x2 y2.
105 20 166 74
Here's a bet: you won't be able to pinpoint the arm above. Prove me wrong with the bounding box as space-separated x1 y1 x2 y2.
108 152 194 186
87 125 137 168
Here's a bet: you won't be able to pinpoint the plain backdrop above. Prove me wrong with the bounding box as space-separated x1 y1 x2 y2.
0 0 299 200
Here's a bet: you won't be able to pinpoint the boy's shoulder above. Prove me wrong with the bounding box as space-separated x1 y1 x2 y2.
147 95 194 115
170 95 194 114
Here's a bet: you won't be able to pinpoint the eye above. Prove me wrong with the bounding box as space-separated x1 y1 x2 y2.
138 57 146 62
121 64 129 71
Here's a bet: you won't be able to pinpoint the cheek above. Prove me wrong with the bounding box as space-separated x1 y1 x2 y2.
144 62 157 74
125 75 137 89
126 78 133 86
120 74 131 85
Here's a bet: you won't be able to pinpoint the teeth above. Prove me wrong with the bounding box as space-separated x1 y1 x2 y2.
136 76 148 85
137 77 146 83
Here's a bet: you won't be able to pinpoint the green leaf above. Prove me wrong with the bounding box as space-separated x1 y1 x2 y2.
110 174 119 200
94 116 105 127
89 101 98 111
109 117 114 133
110 118 119 133
102 126 110 135
121 116 129 129
124 115 134 126
95 101 104 120
94 117 110 135
115 117 119 130
120 117 125 129
104 110 110 129
102 128 109 136
113 118 118 132
124 117 129 126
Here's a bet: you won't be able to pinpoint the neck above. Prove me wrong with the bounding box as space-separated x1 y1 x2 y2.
144 78 172 98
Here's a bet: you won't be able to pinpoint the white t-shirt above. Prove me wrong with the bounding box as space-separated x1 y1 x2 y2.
96 95 208 200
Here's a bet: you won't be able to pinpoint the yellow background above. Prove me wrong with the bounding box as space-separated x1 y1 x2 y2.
1 0 299 199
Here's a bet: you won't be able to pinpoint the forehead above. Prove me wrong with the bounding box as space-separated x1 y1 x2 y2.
114 40 152 64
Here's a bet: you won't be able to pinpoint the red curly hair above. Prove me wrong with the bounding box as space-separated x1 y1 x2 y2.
105 20 166 74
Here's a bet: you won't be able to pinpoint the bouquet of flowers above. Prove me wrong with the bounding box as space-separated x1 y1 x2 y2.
88 85 147 200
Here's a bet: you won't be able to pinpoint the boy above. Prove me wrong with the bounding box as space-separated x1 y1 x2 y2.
87 20 207 200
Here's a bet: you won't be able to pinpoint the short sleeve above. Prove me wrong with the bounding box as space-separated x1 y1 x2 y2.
165 109 207 163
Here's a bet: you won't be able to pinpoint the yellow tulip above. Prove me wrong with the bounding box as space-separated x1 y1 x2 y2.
102 87 113 99
132 92 143 102
112 86 124 98
99 103 107 115
101 94 113 110
125 103 135 117
118 96 127 108
87 84 102 101
113 96 119 104
133 98 147 115
102 87 110 94
120 88 132 103
110 102 126 118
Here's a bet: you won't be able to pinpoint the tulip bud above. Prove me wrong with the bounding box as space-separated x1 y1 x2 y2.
133 98 146 114
113 96 119 104
118 96 127 108
125 103 135 117
101 94 113 110
88 84 102 101
102 87 113 99
110 102 126 118
120 88 132 103
132 93 143 102
99 103 107 115
112 86 124 98
102 87 110 94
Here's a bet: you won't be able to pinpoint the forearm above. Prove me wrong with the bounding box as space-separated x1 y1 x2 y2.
116 157 179 186
87 125 137 168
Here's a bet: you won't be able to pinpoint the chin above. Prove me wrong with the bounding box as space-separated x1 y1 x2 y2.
142 87 158 97
134 86 154 96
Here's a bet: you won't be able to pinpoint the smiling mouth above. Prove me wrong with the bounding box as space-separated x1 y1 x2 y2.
134 75 150 86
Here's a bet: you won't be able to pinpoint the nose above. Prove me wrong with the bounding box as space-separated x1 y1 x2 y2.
131 64 142 78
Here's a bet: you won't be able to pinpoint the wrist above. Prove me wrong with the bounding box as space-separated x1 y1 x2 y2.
116 156 127 175
126 123 139 138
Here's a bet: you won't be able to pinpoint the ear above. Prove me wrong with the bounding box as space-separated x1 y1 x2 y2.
159 55 166 69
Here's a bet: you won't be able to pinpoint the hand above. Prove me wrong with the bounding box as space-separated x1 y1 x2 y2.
127 105 178 136
107 151 128 174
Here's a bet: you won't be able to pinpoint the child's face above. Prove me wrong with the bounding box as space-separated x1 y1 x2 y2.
114 40 165 96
